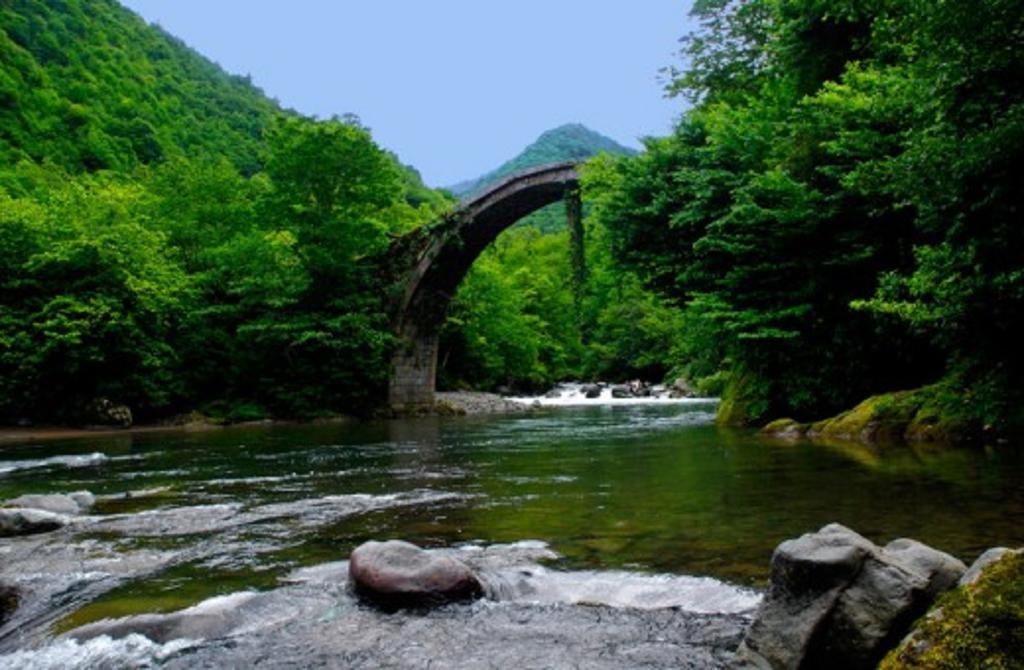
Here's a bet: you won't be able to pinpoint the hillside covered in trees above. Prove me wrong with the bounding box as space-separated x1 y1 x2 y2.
447 124 635 198
585 0 1024 439
436 125 705 393
1 0 1020 443
0 0 278 174
0 0 450 424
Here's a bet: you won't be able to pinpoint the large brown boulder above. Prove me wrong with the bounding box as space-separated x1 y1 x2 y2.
735 524 966 670
349 540 483 609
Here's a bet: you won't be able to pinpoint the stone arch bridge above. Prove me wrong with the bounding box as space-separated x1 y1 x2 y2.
387 161 581 412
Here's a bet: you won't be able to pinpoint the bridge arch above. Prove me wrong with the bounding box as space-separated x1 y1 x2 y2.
389 161 581 412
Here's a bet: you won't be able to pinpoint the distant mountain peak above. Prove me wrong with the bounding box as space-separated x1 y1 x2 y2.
447 124 635 198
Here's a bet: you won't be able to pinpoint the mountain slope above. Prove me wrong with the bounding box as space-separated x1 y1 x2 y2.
0 0 279 174
448 123 636 198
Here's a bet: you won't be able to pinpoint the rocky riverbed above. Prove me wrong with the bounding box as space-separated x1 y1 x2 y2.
0 520 758 669
0 484 1018 669
1 406 1021 668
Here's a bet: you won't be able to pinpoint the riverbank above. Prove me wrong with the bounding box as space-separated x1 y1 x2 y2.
0 416 355 446
0 393 536 445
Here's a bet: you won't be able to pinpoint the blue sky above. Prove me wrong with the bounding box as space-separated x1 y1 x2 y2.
120 1 694 186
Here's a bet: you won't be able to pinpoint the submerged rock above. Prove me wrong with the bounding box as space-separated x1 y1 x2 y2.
4 491 94 516
349 540 483 609
0 583 18 627
735 523 966 670
0 508 66 538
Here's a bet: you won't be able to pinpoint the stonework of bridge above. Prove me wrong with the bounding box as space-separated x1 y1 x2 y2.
389 161 581 412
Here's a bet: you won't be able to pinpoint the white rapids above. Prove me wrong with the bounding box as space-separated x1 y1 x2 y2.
510 382 717 407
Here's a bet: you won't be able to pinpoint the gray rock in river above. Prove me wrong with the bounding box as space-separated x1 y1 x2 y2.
611 386 633 399
583 384 602 399
349 540 483 609
670 377 697 398
734 523 966 670
0 508 66 538
4 491 94 516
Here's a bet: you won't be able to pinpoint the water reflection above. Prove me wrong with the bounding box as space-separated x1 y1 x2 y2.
1 404 1021 621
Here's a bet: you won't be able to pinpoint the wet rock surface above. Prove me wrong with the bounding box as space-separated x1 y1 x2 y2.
3 491 95 516
0 584 18 627
0 529 760 668
42 559 754 670
735 524 966 670
0 508 66 538
435 392 530 415
349 540 483 608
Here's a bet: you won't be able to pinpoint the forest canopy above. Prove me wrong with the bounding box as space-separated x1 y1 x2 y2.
586 0 1024 434
1 0 1020 438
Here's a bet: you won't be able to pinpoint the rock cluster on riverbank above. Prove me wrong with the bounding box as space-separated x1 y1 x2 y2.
735 524 1023 670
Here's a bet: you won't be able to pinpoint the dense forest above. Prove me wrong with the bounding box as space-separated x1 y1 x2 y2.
586 0 1024 438
436 125 693 393
447 124 635 198
1 0 1021 440
0 0 450 423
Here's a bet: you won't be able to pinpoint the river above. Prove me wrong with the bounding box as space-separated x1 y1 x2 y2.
1 402 1022 668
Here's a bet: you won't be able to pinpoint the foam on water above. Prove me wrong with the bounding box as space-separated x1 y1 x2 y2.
0 634 197 669
510 382 718 407
480 565 761 613
285 540 760 615
0 452 108 477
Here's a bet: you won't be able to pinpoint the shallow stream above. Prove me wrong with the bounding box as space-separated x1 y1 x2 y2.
1 403 1022 667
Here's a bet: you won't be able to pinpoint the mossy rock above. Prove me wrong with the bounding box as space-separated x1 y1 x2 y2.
434 399 467 417
716 371 772 427
904 385 981 443
813 390 925 442
761 418 807 438
808 383 982 444
881 550 1024 669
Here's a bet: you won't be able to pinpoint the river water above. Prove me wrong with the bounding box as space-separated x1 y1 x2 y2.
1 402 1022 668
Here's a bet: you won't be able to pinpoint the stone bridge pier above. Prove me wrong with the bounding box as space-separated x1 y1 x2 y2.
388 162 581 413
